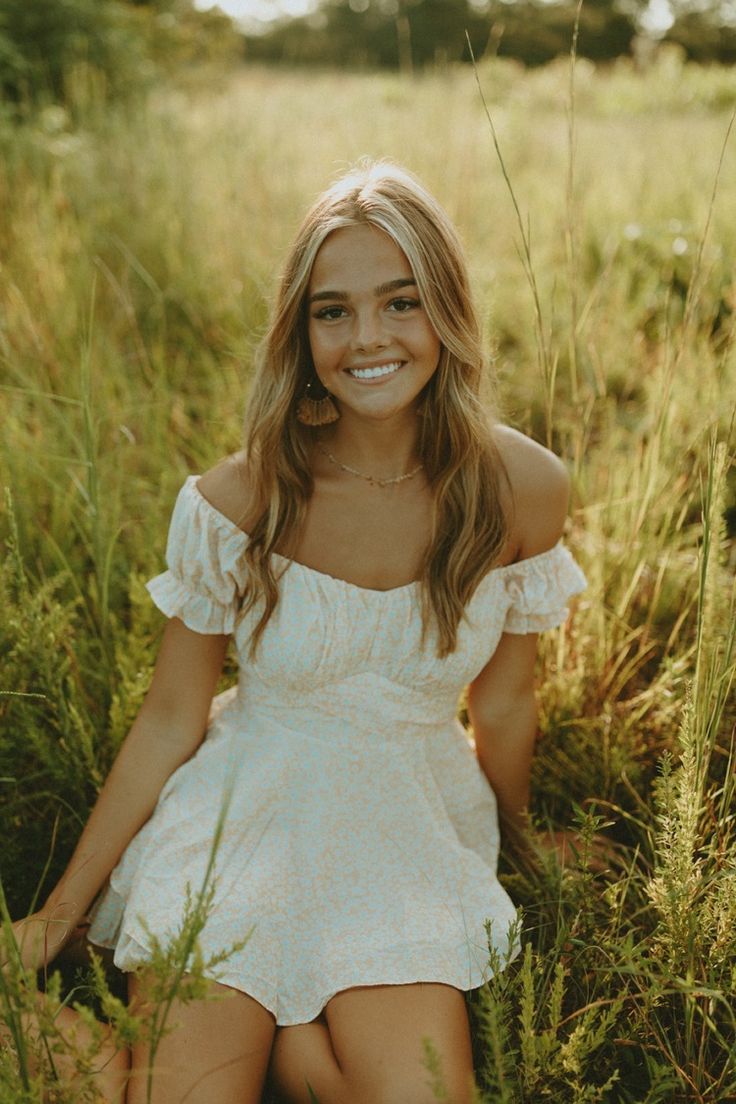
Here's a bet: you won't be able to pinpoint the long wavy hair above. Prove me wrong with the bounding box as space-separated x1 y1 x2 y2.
240 160 511 657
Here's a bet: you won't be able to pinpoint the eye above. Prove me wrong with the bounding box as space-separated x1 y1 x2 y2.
388 297 420 313
312 305 348 321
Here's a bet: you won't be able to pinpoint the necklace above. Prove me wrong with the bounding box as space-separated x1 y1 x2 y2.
316 443 423 488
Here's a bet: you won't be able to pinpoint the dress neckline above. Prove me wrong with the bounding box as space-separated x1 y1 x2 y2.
186 474 562 598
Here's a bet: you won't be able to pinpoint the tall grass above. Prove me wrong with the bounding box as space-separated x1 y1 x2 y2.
1 52 734 1101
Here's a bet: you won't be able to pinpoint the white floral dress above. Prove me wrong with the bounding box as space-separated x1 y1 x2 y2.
88 475 586 1025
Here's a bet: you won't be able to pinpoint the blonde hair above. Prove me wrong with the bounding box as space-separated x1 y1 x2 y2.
241 160 510 657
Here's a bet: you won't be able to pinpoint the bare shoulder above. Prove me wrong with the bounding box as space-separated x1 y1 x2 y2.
195 450 261 532
492 424 570 558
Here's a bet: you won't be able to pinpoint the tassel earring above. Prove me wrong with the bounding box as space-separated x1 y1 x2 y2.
296 376 340 426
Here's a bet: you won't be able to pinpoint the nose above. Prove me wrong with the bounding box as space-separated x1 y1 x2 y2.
350 306 388 352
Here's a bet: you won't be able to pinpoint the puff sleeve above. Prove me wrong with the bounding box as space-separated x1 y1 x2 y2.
145 476 247 634
502 542 587 635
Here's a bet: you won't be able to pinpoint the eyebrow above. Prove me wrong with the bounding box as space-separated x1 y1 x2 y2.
308 277 417 304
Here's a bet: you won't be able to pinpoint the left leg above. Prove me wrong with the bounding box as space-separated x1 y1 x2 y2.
269 982 477 1104
0 995 129 1102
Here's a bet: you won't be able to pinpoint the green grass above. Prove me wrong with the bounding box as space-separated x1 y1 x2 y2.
1 51 735 1102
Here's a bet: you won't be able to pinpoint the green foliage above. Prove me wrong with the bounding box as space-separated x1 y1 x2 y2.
242 0 639 70
665 10 736 65
0 838 248 1103
241 0 736 71
0 480 162 913
0 0 149 108
484 0 637 67
0 0 243 112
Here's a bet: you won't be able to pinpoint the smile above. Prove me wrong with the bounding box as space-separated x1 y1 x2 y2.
346 361 404 380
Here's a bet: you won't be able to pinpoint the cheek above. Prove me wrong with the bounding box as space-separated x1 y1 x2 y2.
307 324 328 366
308 321 342 360
421 324 442 365
412 313 440 353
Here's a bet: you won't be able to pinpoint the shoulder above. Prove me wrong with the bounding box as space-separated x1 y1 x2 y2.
195 451 261 533
492 424 570 559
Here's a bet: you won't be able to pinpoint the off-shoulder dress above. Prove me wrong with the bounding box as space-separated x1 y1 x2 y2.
88 475 586 1026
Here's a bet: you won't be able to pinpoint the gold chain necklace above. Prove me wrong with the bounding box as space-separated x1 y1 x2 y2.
316 443 423 488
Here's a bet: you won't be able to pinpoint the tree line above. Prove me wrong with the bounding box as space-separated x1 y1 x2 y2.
243 0 736 70
1 0 735 110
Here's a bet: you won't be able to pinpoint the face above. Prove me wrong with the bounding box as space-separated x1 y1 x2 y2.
306 224 441 423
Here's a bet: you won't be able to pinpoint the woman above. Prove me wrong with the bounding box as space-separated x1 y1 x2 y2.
10 160 585 1103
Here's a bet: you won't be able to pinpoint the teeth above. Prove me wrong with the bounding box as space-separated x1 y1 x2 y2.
348 361 402 380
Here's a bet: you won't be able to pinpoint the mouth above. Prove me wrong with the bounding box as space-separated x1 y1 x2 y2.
346 360 405 381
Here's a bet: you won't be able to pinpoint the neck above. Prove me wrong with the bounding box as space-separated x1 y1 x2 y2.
318 410 421 479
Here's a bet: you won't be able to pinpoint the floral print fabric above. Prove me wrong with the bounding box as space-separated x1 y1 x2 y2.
89 476 587 1025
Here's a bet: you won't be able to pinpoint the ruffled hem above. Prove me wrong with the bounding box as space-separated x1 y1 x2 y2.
146 571 237 635
502 543 587 634
145 476 248 634
219 950 519 1026
88 925 520 1026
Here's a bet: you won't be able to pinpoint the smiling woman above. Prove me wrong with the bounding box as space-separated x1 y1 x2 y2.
307 224 441 426
11 160 585 1104
237 160 530 657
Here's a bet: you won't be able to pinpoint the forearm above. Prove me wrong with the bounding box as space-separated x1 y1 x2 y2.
468 692 538 837
41 706 204 925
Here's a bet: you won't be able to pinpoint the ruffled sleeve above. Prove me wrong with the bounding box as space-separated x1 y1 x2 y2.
501 542 586 635
145 475 247 634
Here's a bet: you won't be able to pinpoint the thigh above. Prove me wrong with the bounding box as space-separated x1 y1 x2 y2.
267 1012 341 1104
126 971 276 1104
325 982 476 1104
54 1005 130 1101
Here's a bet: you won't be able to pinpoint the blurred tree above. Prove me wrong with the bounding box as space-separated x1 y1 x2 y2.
664 4 736 62
0 0 146 104
137 1 245 70
477 0 638 65
244 1 402 68
0 0 243 110
243 0 641 68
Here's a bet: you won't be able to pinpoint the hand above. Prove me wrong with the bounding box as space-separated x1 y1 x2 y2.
538 828 624 873
540 829 579 868
3 911 76 975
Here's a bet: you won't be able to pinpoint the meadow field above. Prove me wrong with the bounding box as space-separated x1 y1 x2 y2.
1 51 735 1102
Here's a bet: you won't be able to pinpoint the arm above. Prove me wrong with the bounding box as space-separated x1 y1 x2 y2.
13 618 228 971
467 631 539 848
472 425 572 851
